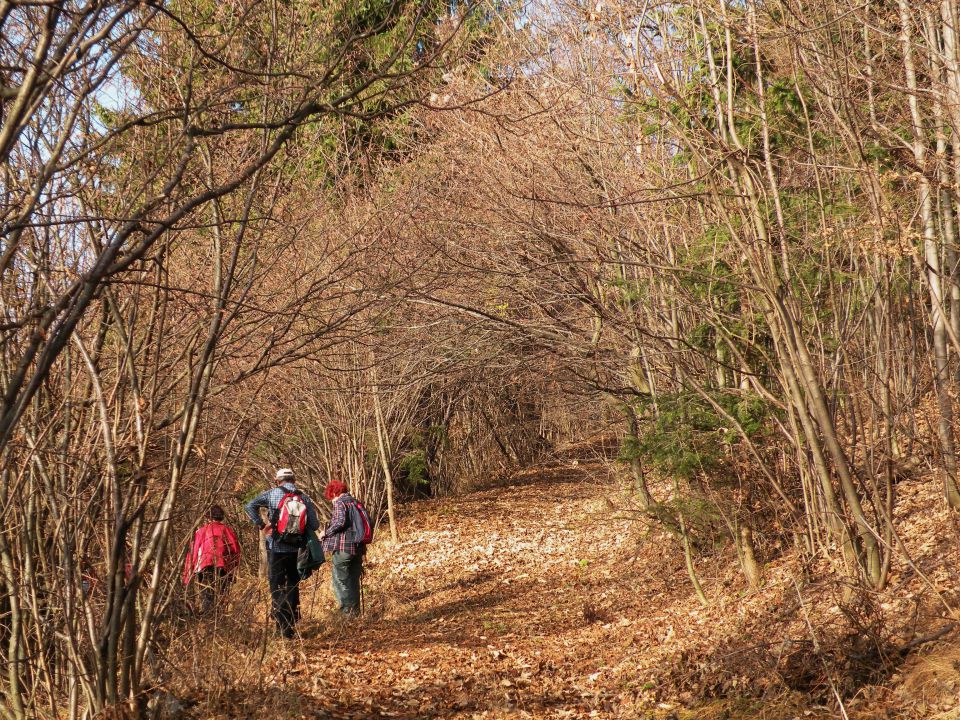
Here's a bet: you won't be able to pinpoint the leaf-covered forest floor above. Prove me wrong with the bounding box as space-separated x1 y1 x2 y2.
177 443 960 719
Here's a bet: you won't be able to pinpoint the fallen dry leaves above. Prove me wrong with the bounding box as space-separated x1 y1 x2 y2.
178 446 960 719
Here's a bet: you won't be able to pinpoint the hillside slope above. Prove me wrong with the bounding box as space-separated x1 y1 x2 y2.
180 452 960 719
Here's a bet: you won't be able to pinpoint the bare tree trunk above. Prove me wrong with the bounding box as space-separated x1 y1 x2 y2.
624 405 655 511
738 524 762 591
901 0 960 508
372 373 399 544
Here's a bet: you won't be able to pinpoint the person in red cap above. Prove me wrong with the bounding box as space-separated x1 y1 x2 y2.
183 505 241 613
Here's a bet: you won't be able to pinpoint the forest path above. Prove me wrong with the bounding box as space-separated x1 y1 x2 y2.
193 450 836 720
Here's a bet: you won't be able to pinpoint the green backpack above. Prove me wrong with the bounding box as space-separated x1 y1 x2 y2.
297 531 325 579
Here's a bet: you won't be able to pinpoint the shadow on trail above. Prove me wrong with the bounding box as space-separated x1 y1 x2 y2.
361 575 585 654
401 584 517 627
385 569 499 608
214 678 587 719
331 587 532 653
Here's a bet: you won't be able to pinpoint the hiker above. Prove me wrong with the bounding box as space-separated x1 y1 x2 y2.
321 480 367 615
245 468 320 638
183 505 241 613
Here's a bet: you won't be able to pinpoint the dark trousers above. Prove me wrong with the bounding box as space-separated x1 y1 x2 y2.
268 551 300 636
331 551 363 614
196 566 228 614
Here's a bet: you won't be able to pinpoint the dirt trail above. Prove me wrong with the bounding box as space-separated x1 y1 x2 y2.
191 456 849 719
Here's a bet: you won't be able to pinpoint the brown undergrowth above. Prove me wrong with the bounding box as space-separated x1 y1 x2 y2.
169 451 960 719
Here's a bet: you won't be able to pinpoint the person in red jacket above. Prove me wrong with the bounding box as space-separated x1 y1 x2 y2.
183 505 241 613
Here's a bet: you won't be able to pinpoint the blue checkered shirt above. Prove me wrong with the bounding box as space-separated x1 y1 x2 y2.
244 483 320 554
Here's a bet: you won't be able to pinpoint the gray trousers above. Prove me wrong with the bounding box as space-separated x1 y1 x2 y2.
331 551 363 614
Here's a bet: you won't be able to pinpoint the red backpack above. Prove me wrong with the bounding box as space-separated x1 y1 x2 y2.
346 498 374 545
272 491 308 547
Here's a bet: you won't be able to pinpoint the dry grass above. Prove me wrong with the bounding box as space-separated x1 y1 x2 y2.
895 643 960 719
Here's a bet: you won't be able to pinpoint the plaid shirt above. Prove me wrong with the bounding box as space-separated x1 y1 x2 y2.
244 483 319 554
321 493 361 555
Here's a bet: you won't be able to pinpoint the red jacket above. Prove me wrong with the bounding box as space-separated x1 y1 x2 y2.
183 521 241 584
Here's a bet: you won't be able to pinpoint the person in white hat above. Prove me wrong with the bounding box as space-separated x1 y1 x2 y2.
244 467 319 638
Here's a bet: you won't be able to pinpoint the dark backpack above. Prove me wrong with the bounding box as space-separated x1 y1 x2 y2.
271 491 309 548
346 497 374 545
297 531 325 579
